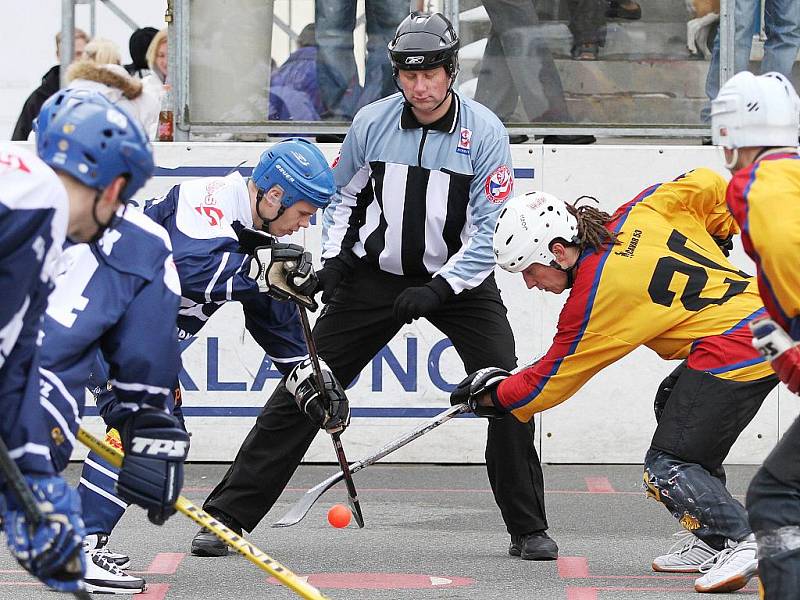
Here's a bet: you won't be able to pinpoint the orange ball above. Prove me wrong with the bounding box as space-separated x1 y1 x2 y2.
327 503 351 528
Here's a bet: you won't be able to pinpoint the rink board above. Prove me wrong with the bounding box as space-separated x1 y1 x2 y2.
42 142 792 465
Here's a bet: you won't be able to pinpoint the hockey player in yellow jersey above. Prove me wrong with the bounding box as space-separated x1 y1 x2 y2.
713 70 800 600
448 168 778 593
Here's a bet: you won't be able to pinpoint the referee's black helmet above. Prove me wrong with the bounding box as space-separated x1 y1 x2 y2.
387 12 460 79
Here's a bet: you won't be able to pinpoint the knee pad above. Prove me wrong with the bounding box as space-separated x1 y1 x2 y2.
644 449 743 547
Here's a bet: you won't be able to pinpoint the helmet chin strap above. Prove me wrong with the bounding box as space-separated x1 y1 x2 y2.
86 189 123 244
255 185 285 234
395 71 456 113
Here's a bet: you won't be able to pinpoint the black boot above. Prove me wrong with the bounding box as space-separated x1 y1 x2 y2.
509 530 559 560
190 511 243 557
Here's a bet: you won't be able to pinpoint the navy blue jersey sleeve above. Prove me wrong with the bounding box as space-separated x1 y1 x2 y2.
241 295 308 376
174 245 262 305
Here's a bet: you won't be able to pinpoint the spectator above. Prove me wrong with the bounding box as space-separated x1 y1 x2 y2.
142 29 168 101
701 0 800 124
11 28 89 141
82 38 122 65
124 27 158 79
567 0 608 60
66 38 160 139
474 0 595 144
607 0 642 19
268 24 324 121
315 0 408 119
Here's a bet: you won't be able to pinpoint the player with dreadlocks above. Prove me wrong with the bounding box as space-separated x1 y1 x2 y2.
453 169 779 593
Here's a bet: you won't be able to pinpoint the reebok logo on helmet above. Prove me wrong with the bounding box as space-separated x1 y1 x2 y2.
405 56 425 64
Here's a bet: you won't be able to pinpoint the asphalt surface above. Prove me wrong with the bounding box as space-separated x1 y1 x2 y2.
0 463 761 599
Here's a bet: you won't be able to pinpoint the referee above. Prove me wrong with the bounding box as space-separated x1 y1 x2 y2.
191 11 557 561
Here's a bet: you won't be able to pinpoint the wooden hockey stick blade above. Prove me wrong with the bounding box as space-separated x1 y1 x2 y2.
77 428 329 600
0 437 92 599
272 403 470 528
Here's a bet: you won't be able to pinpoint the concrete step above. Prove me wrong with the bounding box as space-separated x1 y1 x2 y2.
566 95 706 125
555 57 709 97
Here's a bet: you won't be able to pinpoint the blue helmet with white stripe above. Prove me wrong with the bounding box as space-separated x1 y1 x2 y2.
251 138 335 210
37 93 154 201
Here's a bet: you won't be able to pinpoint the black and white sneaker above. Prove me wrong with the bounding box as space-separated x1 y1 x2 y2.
83 538 146 594
85 533 131 570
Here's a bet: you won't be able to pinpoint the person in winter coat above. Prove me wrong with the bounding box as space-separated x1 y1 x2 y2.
11 28 89 141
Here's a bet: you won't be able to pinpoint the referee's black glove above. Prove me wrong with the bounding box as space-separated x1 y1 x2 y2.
316 257 349 304
393 276 453 324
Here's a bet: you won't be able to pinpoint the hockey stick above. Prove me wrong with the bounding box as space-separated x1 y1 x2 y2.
295 306 365 529
76 428 329 600
273 402 470 528
0 436 92 600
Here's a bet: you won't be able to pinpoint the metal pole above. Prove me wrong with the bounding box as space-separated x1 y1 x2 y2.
170 0 189 141
89 0 96 38
719 0 734 86
97 0 139 30
264 0 275 129
60 0 75 89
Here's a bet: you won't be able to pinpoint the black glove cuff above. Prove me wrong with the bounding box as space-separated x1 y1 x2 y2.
489 385 509 415
427 276 454 303
322 256 350 276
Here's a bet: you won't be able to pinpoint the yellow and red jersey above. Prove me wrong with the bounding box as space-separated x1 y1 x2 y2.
497 168 773 423
726 151 800 339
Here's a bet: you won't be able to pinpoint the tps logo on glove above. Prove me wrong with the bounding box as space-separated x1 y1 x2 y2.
130 437 189 457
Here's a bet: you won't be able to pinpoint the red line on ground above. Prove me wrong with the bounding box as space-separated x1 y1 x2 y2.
569 585 757 594
181 486 643 496
566 587 598 600
585 476 615 493
139 583 171 599
558 557 590 578
0 570 25 574
0 582 39 586
142 553 185 575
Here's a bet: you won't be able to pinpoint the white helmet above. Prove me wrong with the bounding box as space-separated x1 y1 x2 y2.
493 191 579 273
711 71 800 149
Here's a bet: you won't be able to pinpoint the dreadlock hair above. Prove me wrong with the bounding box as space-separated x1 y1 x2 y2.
564 196 621 251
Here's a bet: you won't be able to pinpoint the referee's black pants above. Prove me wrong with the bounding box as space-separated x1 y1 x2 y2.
204 261 549 536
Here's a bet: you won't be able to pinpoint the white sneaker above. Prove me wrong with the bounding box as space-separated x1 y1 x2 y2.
83 539 146 594
652 532 718 573
694 537 758 593
84 533 131 570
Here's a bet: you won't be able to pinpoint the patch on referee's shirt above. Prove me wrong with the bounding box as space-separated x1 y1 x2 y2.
331 150 341 169
456 127 472 155
485 165 513 203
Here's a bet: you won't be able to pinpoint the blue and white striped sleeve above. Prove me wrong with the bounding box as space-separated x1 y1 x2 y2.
175 241 261 304
434 133 513 293
321 118 371 262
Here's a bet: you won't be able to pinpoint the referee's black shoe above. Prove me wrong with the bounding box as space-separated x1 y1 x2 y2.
191 511 243 557
509 531 559 560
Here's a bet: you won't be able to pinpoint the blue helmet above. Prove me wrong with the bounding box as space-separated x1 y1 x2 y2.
34 88 110 153
37 94 154 201
251 138 335 209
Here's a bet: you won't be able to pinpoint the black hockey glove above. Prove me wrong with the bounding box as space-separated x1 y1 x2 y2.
117 408 189 525
450 367 511 418
653 361 687 422
316 257 349 304
713 235 734 257
286 358 350 433
393 277 454 324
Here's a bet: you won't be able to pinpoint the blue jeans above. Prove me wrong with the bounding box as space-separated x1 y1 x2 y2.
315 0 408 118
702 0 800 122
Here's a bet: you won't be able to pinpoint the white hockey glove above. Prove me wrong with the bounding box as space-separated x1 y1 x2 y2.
239 228 318 310
750 317 800 394
286 358 350 433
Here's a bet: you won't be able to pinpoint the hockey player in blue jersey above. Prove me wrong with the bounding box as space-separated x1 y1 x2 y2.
0 92 156 592
61 137 345 562
32 90 185 594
